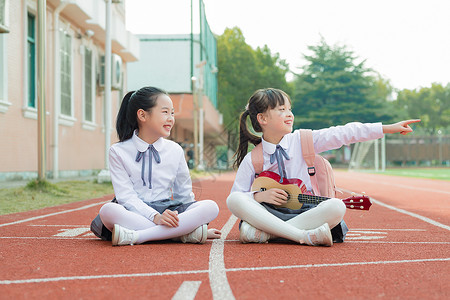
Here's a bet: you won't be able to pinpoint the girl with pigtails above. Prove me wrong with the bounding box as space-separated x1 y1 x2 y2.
91 86 221 246
227 88 420 246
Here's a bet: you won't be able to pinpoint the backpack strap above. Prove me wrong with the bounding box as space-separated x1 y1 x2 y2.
300 129 320 195
251 143 264 177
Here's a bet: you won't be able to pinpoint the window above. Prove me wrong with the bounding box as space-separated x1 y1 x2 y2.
0 0 4 27
83 47 96 129
60 30 72 117
27 12 36 108
0 0 9 33
0 34 9 113
84 48 93 121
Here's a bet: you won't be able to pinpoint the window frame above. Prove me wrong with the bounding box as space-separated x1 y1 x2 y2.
82 45 97 130
22 7 38 119
0 33 9 113
58 27 76 126
27 11 36 109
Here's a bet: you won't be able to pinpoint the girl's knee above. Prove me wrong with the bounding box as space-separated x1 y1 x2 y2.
99 202 114 217
202 199 220 218
226 192 247 209
193 199 219 221
99 202 122 220
318 198 345 217
327 198 346 220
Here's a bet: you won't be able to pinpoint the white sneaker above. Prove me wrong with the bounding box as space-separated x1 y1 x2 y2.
180 224 207 244
239 221 271 243
112 224 139 246
303 223 333 247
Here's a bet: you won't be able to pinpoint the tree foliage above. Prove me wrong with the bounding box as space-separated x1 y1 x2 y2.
217 27 291 138
292 38 395 129
394 83 450 134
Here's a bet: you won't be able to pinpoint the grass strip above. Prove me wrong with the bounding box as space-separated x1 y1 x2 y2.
0 179 113 215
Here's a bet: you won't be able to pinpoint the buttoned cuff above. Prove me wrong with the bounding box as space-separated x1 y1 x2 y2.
149 211 159 223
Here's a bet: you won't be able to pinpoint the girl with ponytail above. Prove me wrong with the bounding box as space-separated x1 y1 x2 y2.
227 88 420 246
91 86 221 246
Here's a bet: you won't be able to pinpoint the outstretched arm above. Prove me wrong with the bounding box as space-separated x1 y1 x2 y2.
382 119 421 135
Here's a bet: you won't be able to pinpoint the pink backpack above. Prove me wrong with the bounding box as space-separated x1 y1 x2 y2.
251 129 337 198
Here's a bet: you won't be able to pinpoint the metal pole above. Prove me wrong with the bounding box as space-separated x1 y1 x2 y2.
104 0 112 169
190 0 194 88
52 3 68 180
374 139 379 172
98 0 112 183
196 61 206 170
192 77 199 167
438 130 443 165
381 136 386 171
37 0 46 180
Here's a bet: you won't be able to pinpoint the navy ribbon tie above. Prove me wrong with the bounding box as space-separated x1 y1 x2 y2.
135 145 161 189
270 145 290 183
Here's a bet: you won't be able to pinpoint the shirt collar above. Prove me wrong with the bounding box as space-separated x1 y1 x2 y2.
132 130 164 152
261 134 289 155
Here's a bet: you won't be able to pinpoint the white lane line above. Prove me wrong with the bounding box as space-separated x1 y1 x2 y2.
0 237 98 240
29 225 90 227
209 215 237 300
350 229 426 231
0 269 209 285
346 236 385 240
0 237 448 245
345 241 450 244
2 257 448 285
171 281 202 300
343 176 450 196
53 228 91 237
340 188 450 231
226 257 450 273
0 201 109 228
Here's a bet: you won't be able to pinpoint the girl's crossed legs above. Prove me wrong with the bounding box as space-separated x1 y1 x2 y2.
226 192 346 244
99 200 219 244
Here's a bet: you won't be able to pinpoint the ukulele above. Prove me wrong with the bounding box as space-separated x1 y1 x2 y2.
251 171 372 210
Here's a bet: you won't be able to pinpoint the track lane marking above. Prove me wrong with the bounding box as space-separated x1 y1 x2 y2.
208 214 237 300
340 188 450 231
225 257 450 272
171 281 202 300
0 237 448 244
1 257 448 285
0 201 108 228
340 174 450 196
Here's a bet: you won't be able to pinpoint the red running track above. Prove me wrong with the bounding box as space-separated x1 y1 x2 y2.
0 170 449 299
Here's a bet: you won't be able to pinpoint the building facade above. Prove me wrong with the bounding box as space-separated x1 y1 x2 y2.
0 0 139 181
127 19 225 169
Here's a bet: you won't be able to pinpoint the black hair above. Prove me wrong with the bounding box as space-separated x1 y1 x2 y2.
233 88 291 169
116 86 168 142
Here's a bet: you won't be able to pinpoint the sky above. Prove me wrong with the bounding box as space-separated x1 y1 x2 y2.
125 0 450 91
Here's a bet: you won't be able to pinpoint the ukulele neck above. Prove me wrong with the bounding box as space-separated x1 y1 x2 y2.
298 194 330 205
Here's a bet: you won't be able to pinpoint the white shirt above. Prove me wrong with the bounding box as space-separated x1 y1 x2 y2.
231 122 384 197
109 131 195 220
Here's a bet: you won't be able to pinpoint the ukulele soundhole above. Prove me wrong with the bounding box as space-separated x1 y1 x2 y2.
259 188 267 192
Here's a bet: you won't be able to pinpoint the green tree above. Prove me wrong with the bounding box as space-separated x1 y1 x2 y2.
217 27 291 147
394 83 450 133
292 38 395 129
254 45 292 95
217 27 258 133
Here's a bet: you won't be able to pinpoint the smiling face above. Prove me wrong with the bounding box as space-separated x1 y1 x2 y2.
137 94 175 144
258 97 294 144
